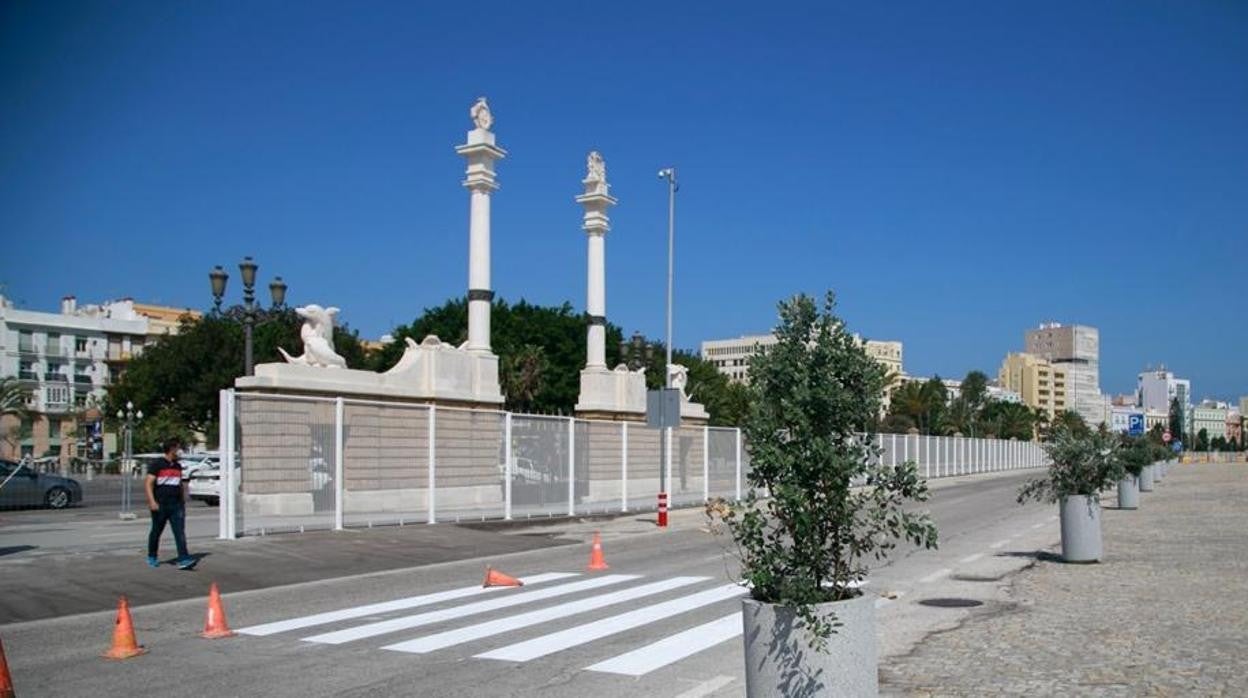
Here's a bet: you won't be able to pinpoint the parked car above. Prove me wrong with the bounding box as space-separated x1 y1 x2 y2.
0 459 83 509
188 462 239 507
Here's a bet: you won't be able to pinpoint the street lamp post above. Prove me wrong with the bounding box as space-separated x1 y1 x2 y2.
116 401 142 520
618 331 654 372
657 167 678 524
208 258 288 377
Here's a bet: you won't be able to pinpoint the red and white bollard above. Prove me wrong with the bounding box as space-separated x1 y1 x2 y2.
657 492 668 528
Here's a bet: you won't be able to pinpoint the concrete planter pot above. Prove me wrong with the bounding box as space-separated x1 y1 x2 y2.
1139 464 1155 492
1154 461 1164 481
743 592 877 697
1059 494 1102 563
1117 475 1139 510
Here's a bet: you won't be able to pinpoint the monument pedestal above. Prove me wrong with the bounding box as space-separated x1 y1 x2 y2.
236 335 503 408
680 395 710 426
574 366 646 421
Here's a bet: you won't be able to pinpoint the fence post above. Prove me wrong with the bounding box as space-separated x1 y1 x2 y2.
427 405 436 524
621 422 629 512
504 412 513 521
891 434 897 467
924 435 930 479
734 427 742 500
218 389 232 540
903 434 909 464
334 397 344 531
568 417 576 517
702 426 710 502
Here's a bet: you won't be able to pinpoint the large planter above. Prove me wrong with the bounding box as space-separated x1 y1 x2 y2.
1059 494 1102 563
743 592 877 697
1139 464 1155 492
1116 475 1139 510
1154 461 1164 481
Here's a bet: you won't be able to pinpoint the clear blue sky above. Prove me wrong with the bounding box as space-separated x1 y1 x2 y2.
2 2 1246 400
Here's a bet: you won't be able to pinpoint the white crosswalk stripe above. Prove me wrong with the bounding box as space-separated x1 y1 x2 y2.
475 583 748 662
585 612 742 676
382 576 706 654
304 574 639 645
237 573 576 637
241 573 753 678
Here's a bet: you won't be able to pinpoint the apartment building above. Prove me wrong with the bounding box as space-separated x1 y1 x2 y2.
700 333 903 385
997 352 1068 419
0 295 197 464
1024 323 1104 427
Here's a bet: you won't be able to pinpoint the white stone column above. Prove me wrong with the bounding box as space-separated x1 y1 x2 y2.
455 97 506 353
576 151 616 370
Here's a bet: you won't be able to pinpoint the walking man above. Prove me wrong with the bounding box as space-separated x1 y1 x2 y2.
145 437 195 569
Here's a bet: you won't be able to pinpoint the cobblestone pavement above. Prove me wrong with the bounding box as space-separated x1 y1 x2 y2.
881 461 1248 697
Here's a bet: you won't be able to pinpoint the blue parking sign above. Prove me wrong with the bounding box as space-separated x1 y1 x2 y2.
1128 414 1145 436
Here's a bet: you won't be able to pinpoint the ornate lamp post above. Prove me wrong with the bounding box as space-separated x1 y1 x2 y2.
618 331 654 372
207 258 288 376
116 401 142 520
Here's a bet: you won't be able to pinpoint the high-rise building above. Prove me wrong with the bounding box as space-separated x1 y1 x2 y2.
1024 323 1103 427
998 352 1068 419
1136 368 1191 430
0 295 197 466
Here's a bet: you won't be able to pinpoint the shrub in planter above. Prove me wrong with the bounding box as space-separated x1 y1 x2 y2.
1018 429 1120 562
1115 436 1153 509
716 293 938 696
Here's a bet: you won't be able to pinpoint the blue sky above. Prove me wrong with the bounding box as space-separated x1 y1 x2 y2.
2 2 1246 400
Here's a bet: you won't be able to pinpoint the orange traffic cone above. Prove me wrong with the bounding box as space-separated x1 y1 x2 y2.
482 566 524 588
103 596 146 660
0 635 15 698
201 583 236 639
587 531 609 571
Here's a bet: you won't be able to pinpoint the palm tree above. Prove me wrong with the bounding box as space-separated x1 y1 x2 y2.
501 344 548 414
1 376 32 458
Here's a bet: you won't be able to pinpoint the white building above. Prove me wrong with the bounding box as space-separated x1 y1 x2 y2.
700 333 903 385
1136 367 1191 431
0 295 190 464
1024 323 1105 427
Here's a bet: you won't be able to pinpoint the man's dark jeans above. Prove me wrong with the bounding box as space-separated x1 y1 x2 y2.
148 498 190 560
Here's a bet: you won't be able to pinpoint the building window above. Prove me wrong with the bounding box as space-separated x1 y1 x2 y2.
75 336 88 353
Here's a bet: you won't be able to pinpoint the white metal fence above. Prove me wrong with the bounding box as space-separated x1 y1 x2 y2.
216 390 1046 539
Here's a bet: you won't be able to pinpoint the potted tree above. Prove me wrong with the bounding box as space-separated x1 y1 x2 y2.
1018 429 1120 562
716 293 938 696
1115 436 1149 510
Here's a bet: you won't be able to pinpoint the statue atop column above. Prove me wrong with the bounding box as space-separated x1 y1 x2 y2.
470 97 493 131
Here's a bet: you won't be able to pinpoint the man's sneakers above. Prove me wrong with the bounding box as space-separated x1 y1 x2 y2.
146 556 160 568
176 556 197 570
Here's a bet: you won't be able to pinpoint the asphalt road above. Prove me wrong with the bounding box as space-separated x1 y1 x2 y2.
0 469 1064 697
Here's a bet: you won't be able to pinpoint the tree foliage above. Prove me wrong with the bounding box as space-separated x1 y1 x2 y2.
1017 427 1120 503
0 376 31 456
715 292 937 649
107 306 366 451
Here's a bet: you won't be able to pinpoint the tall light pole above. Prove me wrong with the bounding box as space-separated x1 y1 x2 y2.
657 167 678 524
116 401 142 520
658 168 677 390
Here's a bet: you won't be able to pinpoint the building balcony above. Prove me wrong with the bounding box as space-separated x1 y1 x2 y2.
73 375 93 385
18 341 38 355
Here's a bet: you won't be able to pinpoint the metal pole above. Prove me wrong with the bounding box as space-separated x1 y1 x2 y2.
702 426 709 502
734 427 742 500
504 412 513 521
621 422 629 512
333 397 344 531
568 418 576 517
660 168 677 506
218 389 229 540
427 405 436 524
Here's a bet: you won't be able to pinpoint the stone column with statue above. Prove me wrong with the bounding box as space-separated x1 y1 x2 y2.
573 151 646 420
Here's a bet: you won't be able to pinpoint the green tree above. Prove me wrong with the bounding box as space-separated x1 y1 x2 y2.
108 307 366 445
1168 397 1186 444
886 378 947 435
1196 428 1210 452
719 292 937 648
1 376 31 458
981 401 1037 441
1049 410 1090 439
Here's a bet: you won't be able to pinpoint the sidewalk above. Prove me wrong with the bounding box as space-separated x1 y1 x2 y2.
881 462 1248 696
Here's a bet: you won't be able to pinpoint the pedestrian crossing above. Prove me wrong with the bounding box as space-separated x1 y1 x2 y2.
235 572 748 678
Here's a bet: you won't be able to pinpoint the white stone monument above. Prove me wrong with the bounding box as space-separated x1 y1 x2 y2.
236 97 504 407
573 151 647 420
